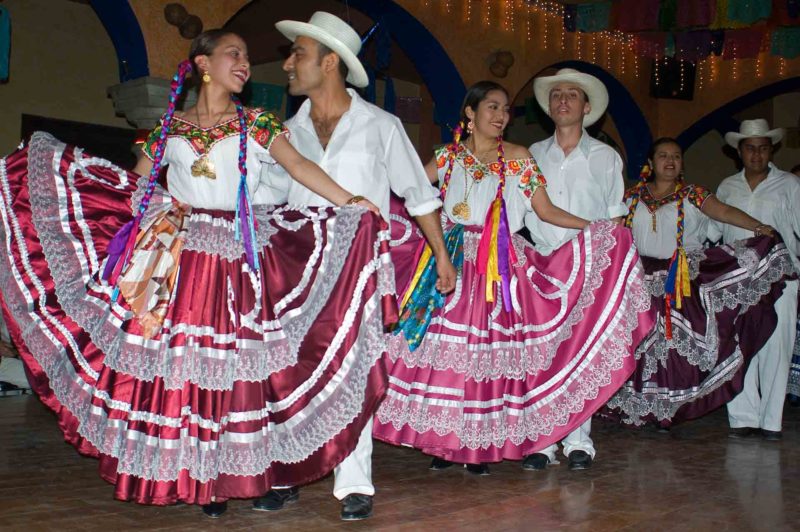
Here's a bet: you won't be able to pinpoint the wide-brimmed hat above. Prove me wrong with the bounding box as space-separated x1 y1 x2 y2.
724 119 784 148
275 11 368 88
533 68 609 127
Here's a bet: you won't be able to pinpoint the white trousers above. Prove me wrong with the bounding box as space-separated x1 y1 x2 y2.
539 419 595 462
332 418 374 500
728 280 798 432
0 357 30 389
0 313 10 343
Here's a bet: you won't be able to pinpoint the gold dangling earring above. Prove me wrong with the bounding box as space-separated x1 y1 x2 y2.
467 120 474 134
202 71 211 84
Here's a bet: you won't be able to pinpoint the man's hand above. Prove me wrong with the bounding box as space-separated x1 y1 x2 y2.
435 253 457 294
356 198 381 215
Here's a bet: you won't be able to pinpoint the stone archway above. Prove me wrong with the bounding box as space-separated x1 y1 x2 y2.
88 0 149 81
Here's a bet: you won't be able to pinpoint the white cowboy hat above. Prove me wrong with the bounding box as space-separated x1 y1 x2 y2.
533 68 609 127
724 119 784 148
275 11 369 88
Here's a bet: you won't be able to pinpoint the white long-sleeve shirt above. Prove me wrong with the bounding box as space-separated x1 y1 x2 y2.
525 130 627 255
708 163 800 269
257 89 441 220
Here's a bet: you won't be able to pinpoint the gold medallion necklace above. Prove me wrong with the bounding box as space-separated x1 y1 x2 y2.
190 102 232 180
451 141 495 221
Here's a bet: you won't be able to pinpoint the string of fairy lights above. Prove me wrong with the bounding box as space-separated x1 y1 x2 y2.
416 0 794 94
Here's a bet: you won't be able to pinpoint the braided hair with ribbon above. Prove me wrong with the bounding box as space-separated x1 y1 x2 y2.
103 32 260 301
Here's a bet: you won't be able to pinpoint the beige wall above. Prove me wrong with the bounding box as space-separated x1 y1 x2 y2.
0 0 130 155
130 0 249 78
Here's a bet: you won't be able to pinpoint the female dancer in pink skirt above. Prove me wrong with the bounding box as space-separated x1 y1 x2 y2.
0 30 395 517
373 81 656 473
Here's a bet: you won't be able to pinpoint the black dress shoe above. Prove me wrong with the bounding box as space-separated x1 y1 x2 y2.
340 494 372 521
429 457 454 470
252 487 300 511
465 463 490 476
568 450 592 471
522 453 550 471
761 429 782 441
202 501 227 518
728 427 758 439
0 381 23 397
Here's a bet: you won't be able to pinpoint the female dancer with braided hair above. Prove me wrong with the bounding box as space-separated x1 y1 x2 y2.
0 30 396 517
373 81 656 473
605 137 795 428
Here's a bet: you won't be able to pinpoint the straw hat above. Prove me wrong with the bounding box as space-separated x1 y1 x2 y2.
533 68 609 127
724 119 784 148
276 11 369 88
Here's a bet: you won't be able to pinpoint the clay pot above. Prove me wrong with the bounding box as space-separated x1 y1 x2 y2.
495 50 515 67
179 15 203 39
164 3 188 26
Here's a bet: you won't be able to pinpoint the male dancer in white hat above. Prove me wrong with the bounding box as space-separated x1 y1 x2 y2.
254 11 456 521
522 68 628 472
709 119 800 441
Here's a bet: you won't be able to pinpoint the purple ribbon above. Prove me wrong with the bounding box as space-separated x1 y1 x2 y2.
498 199 512 313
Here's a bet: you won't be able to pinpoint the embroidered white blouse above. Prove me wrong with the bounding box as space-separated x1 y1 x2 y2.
434 144 545 233
143 108 286 210
626 183 712 259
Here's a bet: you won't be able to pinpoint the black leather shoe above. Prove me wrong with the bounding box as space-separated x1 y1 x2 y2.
728 427 758 439
761 429 782 441
522 453 550 471
202 501 227 518
465 463 490 476
0 381 23 397
340 494 372 521
429 457 454 470
252 487 299 511
568 450 592 471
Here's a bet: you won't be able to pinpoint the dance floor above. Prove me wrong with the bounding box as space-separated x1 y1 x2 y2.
1 394 798 531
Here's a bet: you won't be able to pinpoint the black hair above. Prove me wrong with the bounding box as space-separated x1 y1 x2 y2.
317 42 349 82
647 137 682 182
459 81 510 137
188 29 239 76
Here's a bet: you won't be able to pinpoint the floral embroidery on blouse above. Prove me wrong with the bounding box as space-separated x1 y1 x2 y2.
142 107 288 160
625 182 712 213
435 144 547 199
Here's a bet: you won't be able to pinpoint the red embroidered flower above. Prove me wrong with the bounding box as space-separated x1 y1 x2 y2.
473 169 484 180
437 155 446 168
255 128 271 147
190 137 204 153
464 155 476 165
520 173 531 185
507 160 521 173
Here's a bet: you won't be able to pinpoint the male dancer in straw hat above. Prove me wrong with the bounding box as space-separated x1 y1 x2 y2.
521 68 628 472
254 11 456 521
709 119 800 441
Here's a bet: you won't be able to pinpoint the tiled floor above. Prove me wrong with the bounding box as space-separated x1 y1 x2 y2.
1 394 798 531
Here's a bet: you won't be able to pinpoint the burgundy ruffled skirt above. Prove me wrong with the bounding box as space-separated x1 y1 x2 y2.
605 237 796 426
0 132 396 504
